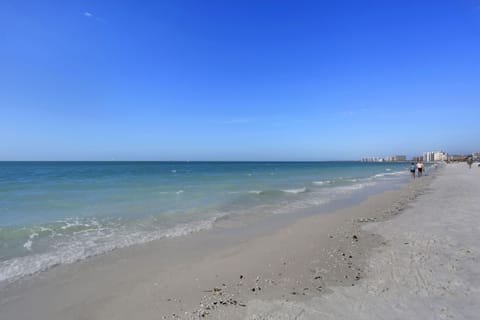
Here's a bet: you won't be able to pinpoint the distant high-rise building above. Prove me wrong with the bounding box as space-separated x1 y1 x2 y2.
361 157 385 162
423 151 448 162
449 154 466 161
434 151 448 161
423 151 434 162
362 155 405 162
392 155 406 161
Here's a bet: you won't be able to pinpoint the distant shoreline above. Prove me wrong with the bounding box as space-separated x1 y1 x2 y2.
0 160 407 162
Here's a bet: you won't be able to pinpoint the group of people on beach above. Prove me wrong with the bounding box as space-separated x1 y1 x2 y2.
410 161 425 178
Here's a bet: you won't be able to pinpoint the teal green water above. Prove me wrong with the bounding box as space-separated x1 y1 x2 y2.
0 161 411 282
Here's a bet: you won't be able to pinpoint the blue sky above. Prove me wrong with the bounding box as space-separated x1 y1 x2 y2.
1 0 479 160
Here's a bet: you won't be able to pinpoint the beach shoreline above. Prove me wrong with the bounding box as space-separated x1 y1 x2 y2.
0 165 438 319
0 161 410 284
245 162 480 319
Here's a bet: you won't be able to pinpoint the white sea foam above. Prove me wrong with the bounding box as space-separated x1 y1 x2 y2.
22 232 39 251
312 180 331 186
0 218 216 283
274 180 380 215
23 240 33 251
60 219 82 230
272 196 329 214
373 171 405 178
334 181 377 192
281 188 307 194
312 181 378 198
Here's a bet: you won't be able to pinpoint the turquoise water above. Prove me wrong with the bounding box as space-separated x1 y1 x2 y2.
0 161 411 282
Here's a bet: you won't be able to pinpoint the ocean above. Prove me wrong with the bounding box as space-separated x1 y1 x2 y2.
0 161 411 283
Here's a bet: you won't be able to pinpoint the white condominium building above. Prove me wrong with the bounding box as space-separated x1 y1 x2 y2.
423 151 448 162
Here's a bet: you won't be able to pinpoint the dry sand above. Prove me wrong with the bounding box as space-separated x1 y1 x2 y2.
1 163 477 319
245 163 480 319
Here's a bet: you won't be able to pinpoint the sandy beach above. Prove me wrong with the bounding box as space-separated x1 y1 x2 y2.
245 163 480 319
1 163 478 319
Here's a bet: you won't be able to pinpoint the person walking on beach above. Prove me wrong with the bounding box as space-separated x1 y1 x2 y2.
466 157 473 169
416 161 424 177
410 162 416 179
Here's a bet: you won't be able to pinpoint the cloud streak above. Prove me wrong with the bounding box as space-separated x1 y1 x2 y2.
83 11 107 24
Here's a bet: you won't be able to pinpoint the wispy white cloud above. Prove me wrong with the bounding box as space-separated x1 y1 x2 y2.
83 11 107 24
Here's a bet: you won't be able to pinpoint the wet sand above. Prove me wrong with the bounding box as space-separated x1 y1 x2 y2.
0 167 449 320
